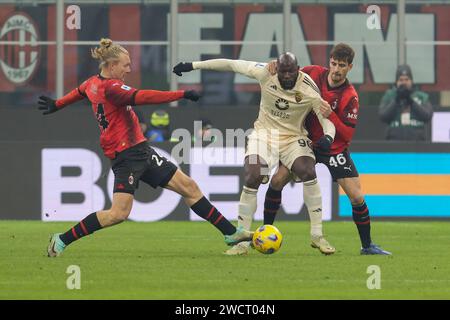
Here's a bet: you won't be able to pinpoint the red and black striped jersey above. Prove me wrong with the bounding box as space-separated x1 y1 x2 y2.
302 65 359 155
56 75 185 159
76 75 145 159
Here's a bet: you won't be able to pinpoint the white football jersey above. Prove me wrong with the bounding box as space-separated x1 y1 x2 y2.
192 59 335 143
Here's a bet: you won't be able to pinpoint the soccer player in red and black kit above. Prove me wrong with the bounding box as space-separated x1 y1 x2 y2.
264 43 391 255
40 38 253 257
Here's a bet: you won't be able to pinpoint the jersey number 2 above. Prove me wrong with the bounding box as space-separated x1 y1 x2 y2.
96 104 109 130
152 154 163 166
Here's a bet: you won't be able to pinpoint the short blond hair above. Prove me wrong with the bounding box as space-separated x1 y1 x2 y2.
91 38 128 69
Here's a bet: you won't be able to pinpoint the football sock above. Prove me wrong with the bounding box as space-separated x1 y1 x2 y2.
352 201 372 248
263 185 282 225
191 196 236 235
59 212 102 246
303 178 323 237
238 186 258 230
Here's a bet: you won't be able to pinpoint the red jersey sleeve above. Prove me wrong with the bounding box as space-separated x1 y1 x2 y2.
328 95 359 143
55 80 87 109
104 81 138 106
343 95 359 128
77 80 88 97
134 89 185 105
105 80 185 106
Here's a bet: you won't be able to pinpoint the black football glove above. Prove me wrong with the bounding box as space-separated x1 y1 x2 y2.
38 95 58 115
315 135 333 153
173 62 193 76
183 90 201 102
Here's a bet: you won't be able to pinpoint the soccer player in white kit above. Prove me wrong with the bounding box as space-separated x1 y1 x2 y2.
173 53 336 255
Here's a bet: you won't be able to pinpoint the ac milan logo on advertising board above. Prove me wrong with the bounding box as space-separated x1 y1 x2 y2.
0 12 40 85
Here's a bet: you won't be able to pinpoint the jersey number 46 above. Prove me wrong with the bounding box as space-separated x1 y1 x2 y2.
329 153 347 167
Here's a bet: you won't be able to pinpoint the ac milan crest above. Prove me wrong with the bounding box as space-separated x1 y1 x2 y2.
0 12 40 85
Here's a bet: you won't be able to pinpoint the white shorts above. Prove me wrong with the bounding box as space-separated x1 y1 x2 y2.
244 131 315 176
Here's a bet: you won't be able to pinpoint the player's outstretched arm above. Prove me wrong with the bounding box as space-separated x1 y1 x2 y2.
173 59 267 80
104 80 201 106
38 87 86 115
134 89 201 105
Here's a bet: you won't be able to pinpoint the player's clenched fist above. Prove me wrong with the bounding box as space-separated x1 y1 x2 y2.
315 135 333 153
173 62 194 76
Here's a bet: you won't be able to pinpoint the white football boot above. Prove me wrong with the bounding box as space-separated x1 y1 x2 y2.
311 235 336 255
224 241 251 255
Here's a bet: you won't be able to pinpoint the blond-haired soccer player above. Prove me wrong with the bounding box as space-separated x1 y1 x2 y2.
41 38 253 257
173 53 336 255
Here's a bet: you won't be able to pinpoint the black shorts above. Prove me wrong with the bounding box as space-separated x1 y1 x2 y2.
314 149 359 182
111 142 177 194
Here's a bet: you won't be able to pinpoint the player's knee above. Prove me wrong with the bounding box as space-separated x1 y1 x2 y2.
245 172 263 189
109 208 130 224
350 194 365 206
298 167 316 182
346 186 364 205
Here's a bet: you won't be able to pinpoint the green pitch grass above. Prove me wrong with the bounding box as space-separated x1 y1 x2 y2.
1 220 449 299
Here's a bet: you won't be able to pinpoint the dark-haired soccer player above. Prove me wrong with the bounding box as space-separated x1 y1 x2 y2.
264 43 391 255
40 38 253 257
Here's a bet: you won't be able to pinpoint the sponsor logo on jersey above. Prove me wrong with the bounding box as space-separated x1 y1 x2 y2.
128 174 134 185
255 63 266 68
331 99 338 110
121 84 131 91
270 84 277 91
0 12 40 85
347 112 358 120
116 183 125 190
271 109 290 119
275 98 289 110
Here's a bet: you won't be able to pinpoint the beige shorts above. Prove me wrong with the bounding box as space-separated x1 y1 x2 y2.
245 131 315 176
